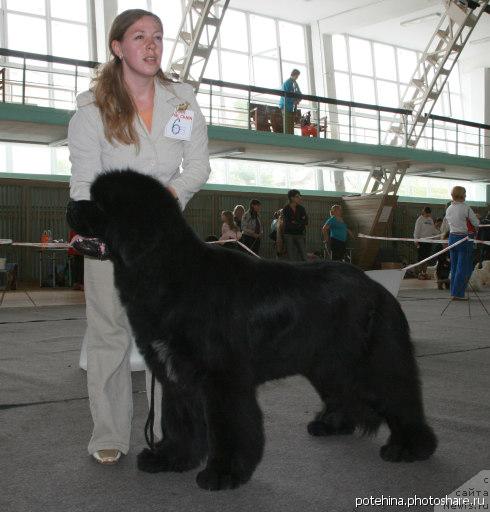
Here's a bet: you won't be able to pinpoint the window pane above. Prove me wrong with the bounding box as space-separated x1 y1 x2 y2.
11 145 51 174
278 21 305 62
373 43 396 80
118 0 148 12
152 0 184 40
334 72 351 101
253 57 279 89
203 48 220 80
50 0 87 22
7 14 47 54
51 21 89 60
250 15 277 56
352 75 375 104
289 168 316 189
0 144 6 172
349 37 372 76
397 48 417 83
258 165 287 188
220 10 248 52
332 34 348 72
7 0 45 15
376 80 399 108
220 51 249 84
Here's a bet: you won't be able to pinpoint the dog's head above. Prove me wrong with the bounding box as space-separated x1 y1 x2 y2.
88 169 180 263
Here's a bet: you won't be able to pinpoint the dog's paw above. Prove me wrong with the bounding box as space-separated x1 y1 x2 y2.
307 420 355 437
196 467 249 491
137 448 168 473
379 442 432 462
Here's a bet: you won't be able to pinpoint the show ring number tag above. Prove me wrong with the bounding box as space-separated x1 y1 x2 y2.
165 110 194 141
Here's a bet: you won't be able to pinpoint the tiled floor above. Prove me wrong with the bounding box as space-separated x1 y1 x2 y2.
0 277 448 308
0 288 85 308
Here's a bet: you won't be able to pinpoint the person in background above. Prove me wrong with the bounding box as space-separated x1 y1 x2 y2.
413 206 438 280
219 210 242 242
233 204 245 230
67 9 210 465
282 189 308 262
270 209 285 258
279 69 301 135
241 199 263 255
477 211 490 266
322 204 353 261
445 186 479 300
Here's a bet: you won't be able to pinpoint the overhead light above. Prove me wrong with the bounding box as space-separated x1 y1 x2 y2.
400 12 442 27
470 36 490 46
303 159 340 167
209 148 245 159
408 168 445 176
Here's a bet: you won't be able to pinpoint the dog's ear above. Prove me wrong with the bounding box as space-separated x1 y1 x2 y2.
66 200 108 238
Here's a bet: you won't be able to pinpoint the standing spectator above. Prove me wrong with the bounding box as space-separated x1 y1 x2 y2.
219 210 242 241
445 186 479 300
270 209 285 258
322 204 353 261
279 69 301 135
477 211 490 266
233 204 245 230
283 190 308 261
241 199 263 255
413 206 438 279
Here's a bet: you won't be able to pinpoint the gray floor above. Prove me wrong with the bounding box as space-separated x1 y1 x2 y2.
1 290 489 512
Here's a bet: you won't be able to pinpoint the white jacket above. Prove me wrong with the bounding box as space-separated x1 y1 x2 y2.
444 202 479 234
68 79 210 209
413 215 438 239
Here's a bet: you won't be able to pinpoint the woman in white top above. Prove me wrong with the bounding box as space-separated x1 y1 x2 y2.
67 9 210 464
445 186 479 299
219 210 242 242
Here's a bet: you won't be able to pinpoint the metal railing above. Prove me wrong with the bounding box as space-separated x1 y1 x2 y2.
199 78 490 160
0 48 97 109
0 48 489 159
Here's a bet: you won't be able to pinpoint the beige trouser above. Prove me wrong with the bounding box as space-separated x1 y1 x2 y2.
84 257 162 455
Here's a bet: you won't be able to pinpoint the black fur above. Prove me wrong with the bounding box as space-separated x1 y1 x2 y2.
71 169 437 490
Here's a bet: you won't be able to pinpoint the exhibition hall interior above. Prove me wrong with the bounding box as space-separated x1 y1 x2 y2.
0 1 489 511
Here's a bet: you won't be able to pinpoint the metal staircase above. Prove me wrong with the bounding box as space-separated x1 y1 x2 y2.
166 0 230 91
388 0 489 148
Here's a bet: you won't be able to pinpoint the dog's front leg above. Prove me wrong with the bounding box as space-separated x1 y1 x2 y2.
137 380 207 473
196 378 264 491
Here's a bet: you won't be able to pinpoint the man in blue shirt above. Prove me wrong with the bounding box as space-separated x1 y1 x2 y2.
279 69 301 134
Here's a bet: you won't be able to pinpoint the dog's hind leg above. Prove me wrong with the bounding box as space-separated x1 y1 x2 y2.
137 380 207 473
368 335 437 462
196 378 264 491
306 369 356 436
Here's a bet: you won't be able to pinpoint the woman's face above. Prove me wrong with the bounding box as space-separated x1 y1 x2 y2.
234 208 244 219
253 204 261 213
112 16 163 79
221 212 226 222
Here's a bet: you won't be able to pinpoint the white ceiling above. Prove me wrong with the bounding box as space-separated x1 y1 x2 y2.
229 0 490 68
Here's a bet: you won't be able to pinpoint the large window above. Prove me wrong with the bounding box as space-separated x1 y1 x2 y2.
332 34 463 115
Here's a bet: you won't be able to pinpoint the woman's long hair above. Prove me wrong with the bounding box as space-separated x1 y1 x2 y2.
91 9 170 146
222 211 239 232
248 199 261 219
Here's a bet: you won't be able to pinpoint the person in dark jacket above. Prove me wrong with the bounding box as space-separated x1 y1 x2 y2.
282 189 308 261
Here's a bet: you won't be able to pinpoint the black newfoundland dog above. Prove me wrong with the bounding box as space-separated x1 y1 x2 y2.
67 169 437 491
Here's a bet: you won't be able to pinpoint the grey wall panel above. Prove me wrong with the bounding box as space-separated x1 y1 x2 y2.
1 177 487 283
